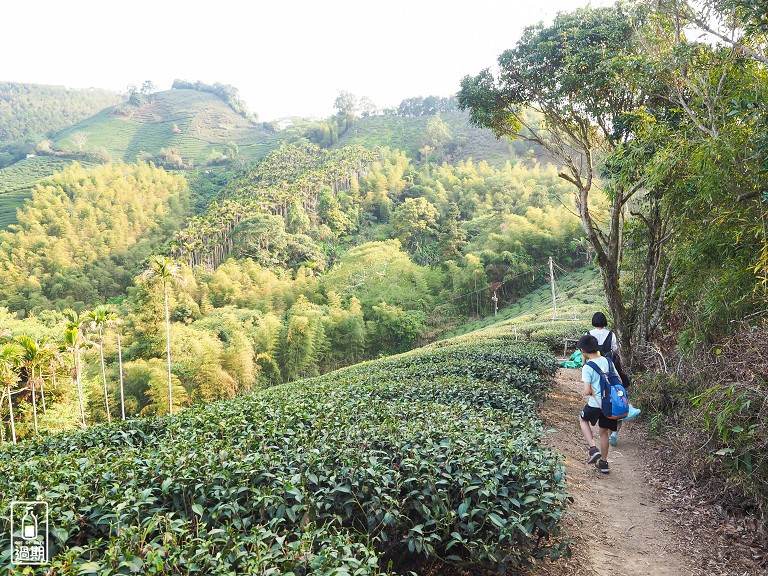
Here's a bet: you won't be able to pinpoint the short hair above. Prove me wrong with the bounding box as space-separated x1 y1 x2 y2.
591 312 608 328
577 334 599 353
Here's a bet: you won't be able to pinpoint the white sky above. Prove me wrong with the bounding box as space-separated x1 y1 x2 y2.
3 0 613 121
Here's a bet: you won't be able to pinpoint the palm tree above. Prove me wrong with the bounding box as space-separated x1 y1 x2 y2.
64 309 90 428
15 336 43 436
86 305 116 423
37 339 62 415
0 343 22 444
141 256 183 415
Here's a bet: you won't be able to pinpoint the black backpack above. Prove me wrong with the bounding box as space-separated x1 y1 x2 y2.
598 331 615 361
587 330 631 386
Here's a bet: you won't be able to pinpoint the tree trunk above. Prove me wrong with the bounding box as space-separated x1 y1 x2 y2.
118 331 125 420
30 371 38 436
576 181 632 363
164 281 173 416
75 352 86 428
6 385 16 444
39 378 46 414
99 335 111 423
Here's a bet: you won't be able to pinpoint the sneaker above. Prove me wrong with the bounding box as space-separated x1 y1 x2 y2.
609 432 618 447
595 459 610 474
586 446 601 464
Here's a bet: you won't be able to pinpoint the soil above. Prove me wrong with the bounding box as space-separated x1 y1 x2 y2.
532 368 766 576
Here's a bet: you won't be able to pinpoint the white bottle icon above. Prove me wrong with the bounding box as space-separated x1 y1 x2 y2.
21 508 37 540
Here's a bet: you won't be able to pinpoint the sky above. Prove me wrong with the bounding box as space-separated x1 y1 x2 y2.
2 0 613 121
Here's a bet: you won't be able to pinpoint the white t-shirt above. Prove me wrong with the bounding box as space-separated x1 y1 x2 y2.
589 328 618 352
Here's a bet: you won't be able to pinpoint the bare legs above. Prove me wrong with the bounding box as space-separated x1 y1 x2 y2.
579 415 611 458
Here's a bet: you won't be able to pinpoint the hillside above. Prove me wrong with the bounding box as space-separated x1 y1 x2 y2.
336 110 549 166
51 88 280 167
0 82 120 156
441 265 604 345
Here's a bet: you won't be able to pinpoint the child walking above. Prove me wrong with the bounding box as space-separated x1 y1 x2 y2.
589 312 630 447
577 334 615 474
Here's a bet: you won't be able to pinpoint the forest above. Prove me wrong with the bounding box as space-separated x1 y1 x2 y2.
0 0 766 573
0 138 586 435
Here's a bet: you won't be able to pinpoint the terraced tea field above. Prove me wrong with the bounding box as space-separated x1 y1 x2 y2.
442 265 604 351
53 89 280 166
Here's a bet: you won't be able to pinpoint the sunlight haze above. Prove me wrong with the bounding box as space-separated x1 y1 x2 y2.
4 0 612 120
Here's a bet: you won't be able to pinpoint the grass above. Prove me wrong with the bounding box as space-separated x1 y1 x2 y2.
52 89 281 166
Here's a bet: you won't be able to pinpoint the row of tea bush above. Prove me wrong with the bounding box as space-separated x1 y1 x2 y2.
0 339 568 575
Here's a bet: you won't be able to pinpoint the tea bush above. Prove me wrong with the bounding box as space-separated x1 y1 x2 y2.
0 340 568 574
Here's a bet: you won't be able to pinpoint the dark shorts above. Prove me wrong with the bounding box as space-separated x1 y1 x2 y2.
580 405 618 431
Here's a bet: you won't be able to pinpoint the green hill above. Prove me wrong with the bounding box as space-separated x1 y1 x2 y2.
51 88 280 167
336 110 548 166
0 82 120 147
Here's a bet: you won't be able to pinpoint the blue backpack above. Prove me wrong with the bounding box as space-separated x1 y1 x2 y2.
587 358 630 420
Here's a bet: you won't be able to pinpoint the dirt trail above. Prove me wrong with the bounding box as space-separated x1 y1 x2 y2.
536 368 694 576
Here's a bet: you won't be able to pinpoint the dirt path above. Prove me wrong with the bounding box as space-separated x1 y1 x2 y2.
535 368 694 575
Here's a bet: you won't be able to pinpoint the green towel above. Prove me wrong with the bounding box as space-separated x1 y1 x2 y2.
560 349 583 368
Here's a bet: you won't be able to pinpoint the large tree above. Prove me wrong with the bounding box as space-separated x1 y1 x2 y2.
623 1 768 342
458 4 648 358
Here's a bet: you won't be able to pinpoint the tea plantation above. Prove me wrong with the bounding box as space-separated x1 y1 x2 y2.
440 265 604 353
0 339 568 575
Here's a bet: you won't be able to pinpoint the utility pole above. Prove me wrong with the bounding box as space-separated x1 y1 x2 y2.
491 282 501 317
548 256 557 321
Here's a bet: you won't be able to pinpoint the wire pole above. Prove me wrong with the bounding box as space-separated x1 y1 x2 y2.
549 256 557 321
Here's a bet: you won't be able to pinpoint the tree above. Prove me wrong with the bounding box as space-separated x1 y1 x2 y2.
458 4 647 359
225 141 240 166
141 80 156 95
0 343 21 444
63 309 90 428
622 1 768 342
333 91 360 116
15 335 43 436
422 114 452 163
115 316 126 420
668 0 768 65
86 305 117 423
359 96 377 117
392 197 439 252
141 256 184 415
71 131 88 152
